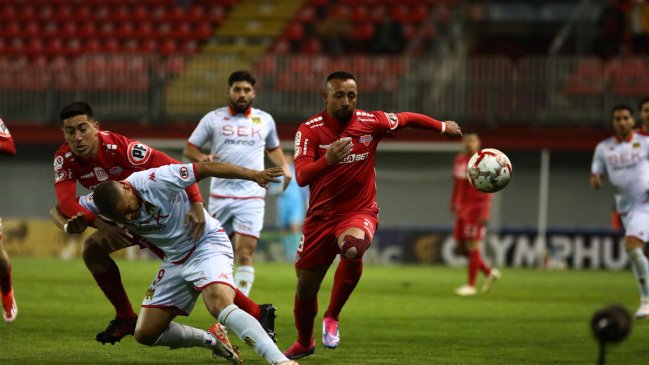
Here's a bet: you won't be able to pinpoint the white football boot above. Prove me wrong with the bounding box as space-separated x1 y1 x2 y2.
635 300 649 319
454 285 477 296
481 268 502 293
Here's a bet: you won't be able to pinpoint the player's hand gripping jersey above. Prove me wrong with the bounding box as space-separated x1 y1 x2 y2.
591 133 649 213
294 110 445 219
54 131 202 224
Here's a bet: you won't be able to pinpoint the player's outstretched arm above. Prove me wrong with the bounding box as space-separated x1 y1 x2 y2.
394 112 462 137
195 161 283 188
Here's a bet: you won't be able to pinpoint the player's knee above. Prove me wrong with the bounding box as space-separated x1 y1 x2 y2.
340 235 371 259
134 327 159 346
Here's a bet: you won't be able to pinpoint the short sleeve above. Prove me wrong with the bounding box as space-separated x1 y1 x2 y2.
591 143 606 176
265 114 280 150
372 111 400 137
128 164 198 199
53 153 76 185
187 113 214 149
293 123 317 163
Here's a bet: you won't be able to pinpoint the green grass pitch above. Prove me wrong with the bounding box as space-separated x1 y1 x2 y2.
0 257 647 364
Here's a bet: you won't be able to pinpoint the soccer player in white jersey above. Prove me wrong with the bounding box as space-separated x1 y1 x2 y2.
591 104 649 318
71 161 297 365
184 70 291 296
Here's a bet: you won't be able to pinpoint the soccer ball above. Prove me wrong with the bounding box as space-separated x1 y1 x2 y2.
467 148 512 193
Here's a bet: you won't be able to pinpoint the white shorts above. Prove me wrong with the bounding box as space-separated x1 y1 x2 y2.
141 230 235 315
208 197 265 239
622 202 649 243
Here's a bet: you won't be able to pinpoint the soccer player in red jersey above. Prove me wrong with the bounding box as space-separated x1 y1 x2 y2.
0 117 17 322
637 97 649 136
450 132 501 296
52 102 276 344
283 71 462 359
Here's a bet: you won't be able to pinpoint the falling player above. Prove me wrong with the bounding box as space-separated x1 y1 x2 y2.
284 71 462 359
591 104 649 318
451 132 501 296
183 70 291 296
0 117 17 322
74 162 296 365
52 102 275 344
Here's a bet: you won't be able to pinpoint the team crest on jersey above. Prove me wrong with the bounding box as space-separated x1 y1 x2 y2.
179 166 189 180
251 116 261 125
127 142 152 166
145 287 155 300
294 131 302 157
0 118 8 136
53 156 64 170
360 134 373 146
633 142 641 148
385 113 399 130
94 167 108 181
54 169 67 182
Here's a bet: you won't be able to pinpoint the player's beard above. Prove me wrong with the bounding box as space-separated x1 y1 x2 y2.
334 108 353 125
230 99 251 114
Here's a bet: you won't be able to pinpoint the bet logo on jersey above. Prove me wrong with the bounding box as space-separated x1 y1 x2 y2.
127 142 152 166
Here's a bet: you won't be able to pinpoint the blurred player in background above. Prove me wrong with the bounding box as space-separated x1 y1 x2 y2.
0 117 17 322
591 104 649 318
284 71 462 359
450 132 501 296
76 162 296 365
53 101 276 343
269 151 307 262
183 70 291 297
637 96 649 136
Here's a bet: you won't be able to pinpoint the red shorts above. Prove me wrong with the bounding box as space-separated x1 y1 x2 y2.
453 217 485 241
296 212 379 269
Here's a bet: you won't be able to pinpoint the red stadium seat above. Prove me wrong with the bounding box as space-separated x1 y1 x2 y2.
53 6 73 22
99 22 117 39
84 39 102 53
165 7 186 23
140 39 159 53
350 24 375 41
2 21 21 38
174 22 193 40
0 5 16 22
271 39 292 54
25 38 44 58
59 23 78 39
24 22 42 39
18 5 36 22
104 38 122 53
187 6 206 23
110 5 131 22
114 22 135 39
135 22 155 40
296 6 316 24
44 38 63 58
74 5 92 21
193 22 213 41
160 39 177 56
300 38 322 55
351 5 371 23
283 22 304 42
78 23 98 39
206 6 226 24
131 5 149 22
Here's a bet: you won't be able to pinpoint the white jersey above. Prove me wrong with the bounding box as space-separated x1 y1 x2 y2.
592 133 649 213
188 106 280 199
79 164 227 263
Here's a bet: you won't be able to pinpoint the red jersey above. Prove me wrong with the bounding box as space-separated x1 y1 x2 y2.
451 153 492 221
636 127 649 136
54 131 202 224
294 110 444 219
0 118 16 156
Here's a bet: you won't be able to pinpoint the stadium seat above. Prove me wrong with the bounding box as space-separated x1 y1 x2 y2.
78 23 98 39
0 5 16 22
283 22 305 42
53 6 72 22
17 5 36 22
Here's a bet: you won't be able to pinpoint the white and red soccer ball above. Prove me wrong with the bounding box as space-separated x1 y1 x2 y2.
467 148 512 193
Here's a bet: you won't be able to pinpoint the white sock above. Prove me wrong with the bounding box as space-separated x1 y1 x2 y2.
628 248 649 300
235 266 255 296
218 304 288 364
152 321 215 349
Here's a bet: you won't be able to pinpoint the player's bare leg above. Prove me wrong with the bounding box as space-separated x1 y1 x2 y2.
233 233 257 296
82 231 138 344
0 218 17 323
284 265 328 359
202 283 291 364
624 236 649 318
321 227 368 349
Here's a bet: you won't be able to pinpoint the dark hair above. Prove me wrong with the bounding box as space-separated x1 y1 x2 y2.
326 71 356 84
228 70 255 87
93 181 122 219
639 96 649 111
612 104 633 115
59 101 94 123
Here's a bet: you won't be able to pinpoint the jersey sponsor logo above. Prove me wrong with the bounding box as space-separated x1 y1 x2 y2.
127 142 152 166
179 166 189 180
224 139 256 146
105 143 117 151
339 152 369 164
54 169 67 182
109 166 123 176
318 144 331 149
251 116 262 125
294 132 302 157
385 112 399 130
94 167 108 181
149 172 156 181
222 125 262 139
360 134 373 146
54 156 64 170
80 171 95 179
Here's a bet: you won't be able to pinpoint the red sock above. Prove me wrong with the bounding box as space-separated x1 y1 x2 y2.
468 250 481 287
234 288 260 319
294 294 317 346
479 256 492 276
324 258 362 320
0 263 11 295
91 260 136 320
